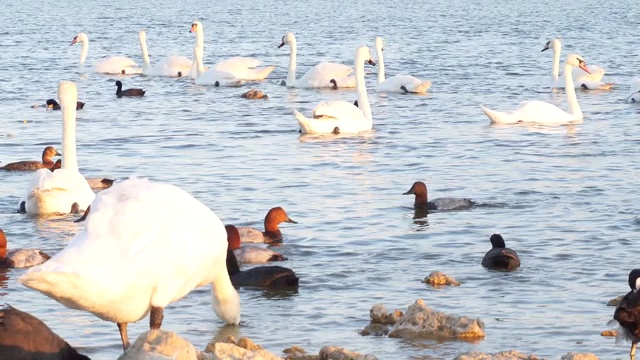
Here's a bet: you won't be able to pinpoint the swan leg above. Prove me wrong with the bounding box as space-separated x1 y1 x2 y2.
150 306 164 330
631 342 637 358
330 79 338 90
332 127 340 134
70 202 79 214
18 201 25 213
117 322 130 351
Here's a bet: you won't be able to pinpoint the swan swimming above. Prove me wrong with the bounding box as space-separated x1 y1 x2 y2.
190 21 274 81
21 81 95 215
294 45 376 134
138 30 193 77
20 177 241 351
481 53 590 125
71 33 141 75
278 32 357 88
541 38 613 90
374 37 432 94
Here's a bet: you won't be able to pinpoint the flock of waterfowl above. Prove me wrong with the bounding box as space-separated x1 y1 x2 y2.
1 18 639 359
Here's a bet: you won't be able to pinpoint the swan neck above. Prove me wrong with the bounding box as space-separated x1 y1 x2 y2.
196 27 204 50
376 45 385 84
210 258 241 325
286 39 297 86
564 62 581 117
139 34 150 71
61 101 78 173
80 39 88 66
195 46 204 77
355 51 372 122
551 43 560 84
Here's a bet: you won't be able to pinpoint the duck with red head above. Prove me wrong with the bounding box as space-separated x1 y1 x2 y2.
0 229 50 268
2 146 61 171
226 224 286 264
481 234 520 271
236 207 297 244
403 181 474 211
0 304 90 360
614 269 640 358
226 225 298 288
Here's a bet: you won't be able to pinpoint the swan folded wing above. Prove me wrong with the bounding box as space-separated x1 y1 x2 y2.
573 64 605 82
195 69 242 86
25 169 95 214
213 57 261 74
484 101 578 125
93 56 139 75
299 62 354 87
153 56 193 77
311 101 365 121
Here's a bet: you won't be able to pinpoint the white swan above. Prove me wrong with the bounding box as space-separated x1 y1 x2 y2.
481 53 590 125
138 30 193 77
627 78 640 103
278 32 356 88
20 177 241 351
541 38 613 90
374 37 431 94
21 81 95 215
193 45 243 86
189 21 274 81
294 45 376 134
71 33 141 75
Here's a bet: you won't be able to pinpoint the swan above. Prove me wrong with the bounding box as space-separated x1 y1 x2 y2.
278 32 356 88
0 229 50 268
226 225 287 264
19 177 241 351
481 53 590 125
138 30 193 77
1 146 61 171
403 181 474 211
193 45 243 86
190 21 274 81
21 81 95 215
237 207 297 244
481 234 520 271
627 78 640 103
541 38 613 90
294 45 376 134
71 33 141 75
373 37 431 94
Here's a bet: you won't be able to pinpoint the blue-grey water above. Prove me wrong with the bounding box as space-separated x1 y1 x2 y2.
1 0 639 359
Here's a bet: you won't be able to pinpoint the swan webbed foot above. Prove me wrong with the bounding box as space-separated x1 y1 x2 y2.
631 341 637 358
18 201 26 214
400 85 410 94
329 79 338 90
117 322 130 352
332 126 340 134
70 202 80 214
150 306 164 330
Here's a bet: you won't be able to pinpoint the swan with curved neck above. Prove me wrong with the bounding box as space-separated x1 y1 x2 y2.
541 38 613 90
70 33 141 75
138 30 193 77
481 53 590 125
278 32 356 88
20 178 241 351
374 37 431 94
189 21 274 81
294 45 376 134
22 81 95 214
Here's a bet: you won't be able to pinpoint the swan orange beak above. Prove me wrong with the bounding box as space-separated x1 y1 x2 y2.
190 24 197 33
579 62 591 74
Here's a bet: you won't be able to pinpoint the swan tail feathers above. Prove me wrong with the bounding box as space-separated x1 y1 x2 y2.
481 106 506 124
250 66 276 81
413 80 432 94
294 110 311 133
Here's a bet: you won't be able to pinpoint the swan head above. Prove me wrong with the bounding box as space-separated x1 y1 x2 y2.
278 32 295 48
70 33 87 46
541 38 560 52
190 21 202 34
375 36 384 52
356 45 376 66
566 53 590 74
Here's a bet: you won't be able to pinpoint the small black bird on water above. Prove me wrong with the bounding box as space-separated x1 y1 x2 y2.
614 269 640 358
115 80 146 98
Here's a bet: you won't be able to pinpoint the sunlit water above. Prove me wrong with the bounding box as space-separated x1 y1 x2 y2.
1 0 639 359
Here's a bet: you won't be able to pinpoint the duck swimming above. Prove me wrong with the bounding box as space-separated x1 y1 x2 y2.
20 178 241 351
2 146 61 171
115 80 146 97
226 225 299 288
0 304 90 360
46 99 85 110
0 229 50 268
481 234 520 271
226 225 286 264
237 207 297 244
403 181 474 211
614 269 640 358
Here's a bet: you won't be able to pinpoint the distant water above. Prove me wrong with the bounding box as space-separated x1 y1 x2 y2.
1 0 639 358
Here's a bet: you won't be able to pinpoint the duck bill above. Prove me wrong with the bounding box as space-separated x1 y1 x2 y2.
286 217 298 224
55 151 62 156
579 63 591 74
403 188 415 195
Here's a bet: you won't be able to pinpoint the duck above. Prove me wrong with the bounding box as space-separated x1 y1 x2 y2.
21 82 95 215
49 159 62 172
226 225 298 288
86 178 114 190
481 234 520 271
226 225 286 264
2 146 61 171
236 207 297 244
240 89 269 100
46 99 85 110
115 81 145 97
614 269 640 358
403 181 474 211
373 36 431 94
20 177 241 351
0 229 50 268
70 32 141 75
0 304 90 360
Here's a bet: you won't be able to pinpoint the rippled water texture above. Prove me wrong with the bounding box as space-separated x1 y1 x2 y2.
1 0 639 358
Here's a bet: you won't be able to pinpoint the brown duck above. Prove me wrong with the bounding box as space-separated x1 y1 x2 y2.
2 146 61 171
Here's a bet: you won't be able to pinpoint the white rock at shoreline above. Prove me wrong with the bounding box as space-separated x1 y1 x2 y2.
118 330 198 360
453 350 540 360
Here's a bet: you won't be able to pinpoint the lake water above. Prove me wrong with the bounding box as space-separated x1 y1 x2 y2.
1 0 639 359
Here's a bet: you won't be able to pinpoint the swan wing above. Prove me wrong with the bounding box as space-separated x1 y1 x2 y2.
297 62 354 88
152 56 193 77
482 101 579 125
376 75 431 94
295 101 371 134
628 78 640 103
24 168 95 215
195 69 243 86
213 57 260 73
573 65 605 82
312 101 366 121
93 56 139 75
20 178 230 323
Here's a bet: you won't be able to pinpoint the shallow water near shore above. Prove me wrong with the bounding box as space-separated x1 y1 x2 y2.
1 0 639 359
